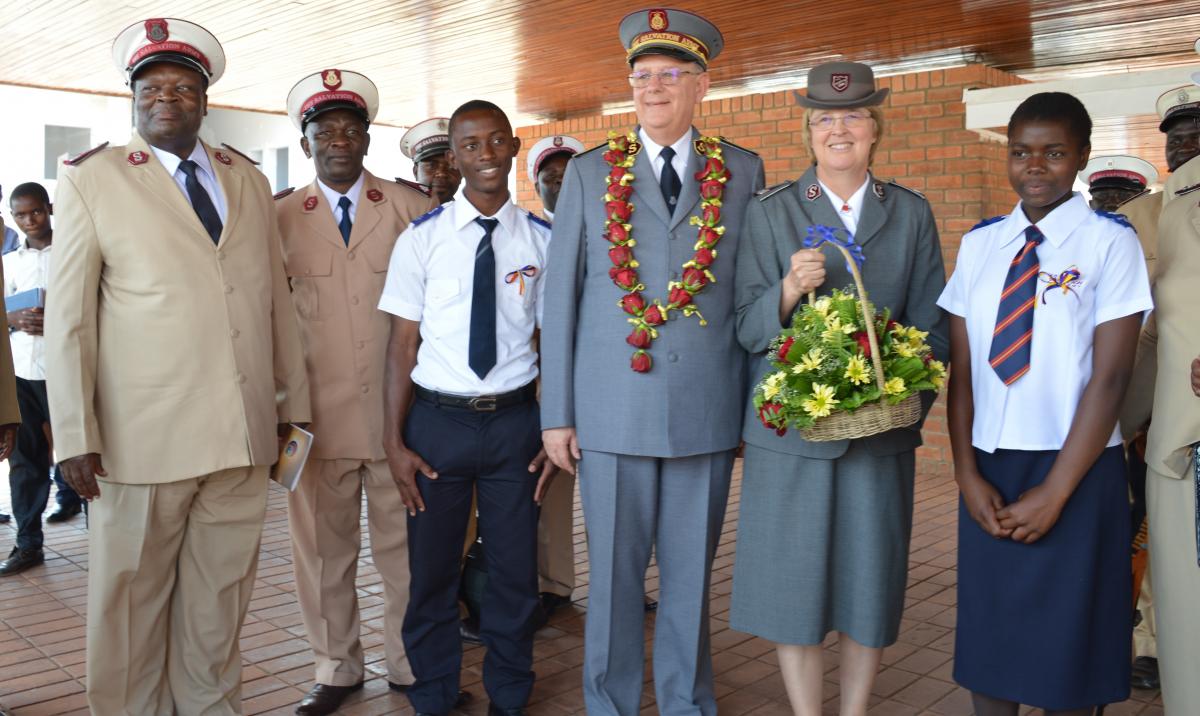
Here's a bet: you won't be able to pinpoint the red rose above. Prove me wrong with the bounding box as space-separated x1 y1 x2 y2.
603 150 626 165
608 166 627 185
853 331 872 359
702 204 721 225
777 337 795 363
758 402 787 436
606 222 629 244
669 286 692 307
609 267 639 290
609 245 634 267
682 267 708 290
643 305 666 325
692 247 715 267
606 200 633 222
693 157 725 181
609 184 633 201
631 350 652 373
626 326 652 349
620 293 646 315
886 319 898 331
697 226 721 247
611 136 628 152
700 179 724 199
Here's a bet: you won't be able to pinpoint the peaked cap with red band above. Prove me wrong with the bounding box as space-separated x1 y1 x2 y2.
526 135 586 184
112 18 225 86
619 7 723 69
400 117 452 163
1080 155 1157 192
286 69 379 131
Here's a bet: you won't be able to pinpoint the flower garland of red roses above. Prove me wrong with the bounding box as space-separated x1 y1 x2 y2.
603 130 730 372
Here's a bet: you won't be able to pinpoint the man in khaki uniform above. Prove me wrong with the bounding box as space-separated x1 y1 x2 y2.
46 19 310 715
277 69 436 716
1118 86 1200 692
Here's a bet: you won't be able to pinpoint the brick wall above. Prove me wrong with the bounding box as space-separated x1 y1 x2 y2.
516 63 1028 476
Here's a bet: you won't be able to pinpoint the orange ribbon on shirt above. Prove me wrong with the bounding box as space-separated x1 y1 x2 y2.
505 265 537 295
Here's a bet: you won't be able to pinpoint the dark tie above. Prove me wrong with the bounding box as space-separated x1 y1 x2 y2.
469 217 499 380
178 159 223 244
658 146 681 211
989 225 1044 385
337 196 353 245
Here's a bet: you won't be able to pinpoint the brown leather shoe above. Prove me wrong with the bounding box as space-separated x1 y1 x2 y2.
295 682 363 715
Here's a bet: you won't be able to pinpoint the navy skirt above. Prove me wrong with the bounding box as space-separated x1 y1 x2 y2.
954 446 1131 710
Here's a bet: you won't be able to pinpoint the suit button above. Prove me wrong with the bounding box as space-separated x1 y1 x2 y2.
224 285 234 294
360 384 369 394
668 353 679 363
237 373 247 384
351 296 360 305
230 329 239 338
348 251 356 260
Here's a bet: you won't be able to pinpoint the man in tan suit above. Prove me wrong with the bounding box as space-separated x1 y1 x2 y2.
1118 86 1200 691
46 19 309 715
277 70 436 715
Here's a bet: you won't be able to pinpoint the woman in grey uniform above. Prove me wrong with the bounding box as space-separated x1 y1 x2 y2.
731 61 949 715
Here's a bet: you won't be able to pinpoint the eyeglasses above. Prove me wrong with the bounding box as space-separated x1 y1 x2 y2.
627 68 702 88
808 112 873 132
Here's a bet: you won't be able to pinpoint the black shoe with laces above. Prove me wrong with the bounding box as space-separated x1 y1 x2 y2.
0 547 44 576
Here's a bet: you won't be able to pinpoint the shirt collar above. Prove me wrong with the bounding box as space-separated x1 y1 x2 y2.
16 237 50 254
818 175 871 212
316 172 365 210
150 142 215 183
637 127 693 165
999 192 1089 249
451 187 518 235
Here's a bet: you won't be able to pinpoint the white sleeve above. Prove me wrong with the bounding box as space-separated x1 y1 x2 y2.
1094 224 1153 325
377 224 427 320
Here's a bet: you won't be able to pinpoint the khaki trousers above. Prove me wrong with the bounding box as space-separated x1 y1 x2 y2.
288 457 412 686
1133 563 1157 658
1147 465 1200 713
86 466 268 716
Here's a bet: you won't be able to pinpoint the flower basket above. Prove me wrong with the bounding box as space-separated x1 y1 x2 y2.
753 227 945 442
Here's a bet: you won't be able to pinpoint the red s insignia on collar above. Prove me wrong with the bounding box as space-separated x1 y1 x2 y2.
303 196 318 211
214 151 232 165
127 151 148 166
366 188 383 202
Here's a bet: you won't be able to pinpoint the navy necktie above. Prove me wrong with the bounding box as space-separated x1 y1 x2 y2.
469 217 499 380
988 225 1044 385
337 196 353 245
178 159 223 244
659 146 681 211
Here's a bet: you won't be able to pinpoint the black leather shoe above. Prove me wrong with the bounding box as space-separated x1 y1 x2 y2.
0 547 44 576
295 682 363 715
0 512 10 524
388 681 411 693
460 619 483 645
487 704 526 716
1131 656 1160 690
413 689 471 716
46 503 82 523
644 595 658 612
539 592 571 615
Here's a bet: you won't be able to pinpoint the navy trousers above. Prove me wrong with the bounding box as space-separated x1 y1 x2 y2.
9 378 74 550
401 394 541 713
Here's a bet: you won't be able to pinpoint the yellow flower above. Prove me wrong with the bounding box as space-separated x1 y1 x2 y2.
799 348 823 372
884 377 906 396
762 371 787 400
802 383 839 418
929 360 947 390
893 342 916 358
812 296 832 316
844 355 871 385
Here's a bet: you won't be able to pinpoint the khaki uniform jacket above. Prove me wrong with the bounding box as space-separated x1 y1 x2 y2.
276 172 435 460
1119 156 1200 439
0 257 21 425
47 135 311 485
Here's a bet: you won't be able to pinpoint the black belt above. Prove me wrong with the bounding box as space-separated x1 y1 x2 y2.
414 382 536 412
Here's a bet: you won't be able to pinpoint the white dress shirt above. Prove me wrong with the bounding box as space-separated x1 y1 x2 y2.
149 142 228 223
3 238 52 380
936 193 1152 452
378 189 551 395
317 172 364 226
638 128 693 185
818 176 871 234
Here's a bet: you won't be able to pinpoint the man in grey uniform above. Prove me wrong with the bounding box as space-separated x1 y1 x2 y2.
539 8 764 715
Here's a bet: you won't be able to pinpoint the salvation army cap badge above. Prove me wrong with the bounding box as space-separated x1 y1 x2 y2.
648 9 669 30
322 69 342 90
831 73 851 93
145 18 169 43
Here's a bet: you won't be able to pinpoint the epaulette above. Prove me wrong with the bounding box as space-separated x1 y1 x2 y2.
273 187 295 201
1095 210 1133 229
220 143 260 165
411 204 447 227
576 141 607 157
1174 182 1200 196
394 177 431 196
1116 188 1151 208
719 137 759 156
968 215 1005 233
527 212 552 231
887 179 925 199
62 142 110 166
755 180 794 202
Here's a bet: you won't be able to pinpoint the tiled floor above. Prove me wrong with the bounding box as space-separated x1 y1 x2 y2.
0 462 1165 715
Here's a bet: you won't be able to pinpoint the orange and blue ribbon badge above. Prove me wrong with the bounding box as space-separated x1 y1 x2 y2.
1037 266 1083 304
505 265 538 295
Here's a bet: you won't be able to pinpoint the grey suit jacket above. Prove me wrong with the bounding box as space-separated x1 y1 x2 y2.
541 128 765 457
734 165 949 459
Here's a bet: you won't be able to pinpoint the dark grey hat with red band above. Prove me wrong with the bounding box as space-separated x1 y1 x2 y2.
794 62 889 109
619 8 724 69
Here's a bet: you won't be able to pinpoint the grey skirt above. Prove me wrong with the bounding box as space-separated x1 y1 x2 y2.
730 441 916 648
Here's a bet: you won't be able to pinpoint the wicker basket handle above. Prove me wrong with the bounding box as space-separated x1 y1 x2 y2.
806 243 886 392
